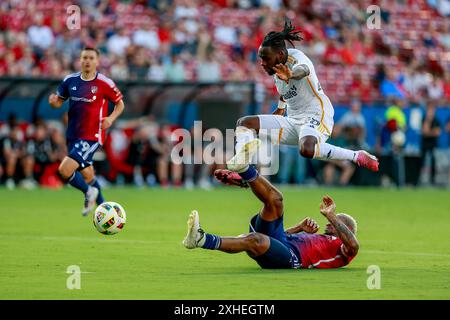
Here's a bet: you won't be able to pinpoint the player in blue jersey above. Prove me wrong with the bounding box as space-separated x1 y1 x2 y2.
48 47 124 216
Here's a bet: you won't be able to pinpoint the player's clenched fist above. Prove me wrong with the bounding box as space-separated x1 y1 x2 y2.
320 195 336 217
48 93 62 108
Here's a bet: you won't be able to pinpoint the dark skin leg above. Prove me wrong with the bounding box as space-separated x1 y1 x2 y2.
299 135 318 159
219 233 270 257
216 175 284 256
236 116 260 134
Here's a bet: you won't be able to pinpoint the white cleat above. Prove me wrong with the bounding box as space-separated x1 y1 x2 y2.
226 139 261 173
20 178 37 190
182 210 205 249
6 178 15 190
82 186 99 216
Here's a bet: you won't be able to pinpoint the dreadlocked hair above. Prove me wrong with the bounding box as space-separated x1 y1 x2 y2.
262 19 303 50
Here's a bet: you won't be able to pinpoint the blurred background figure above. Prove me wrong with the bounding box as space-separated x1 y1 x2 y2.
321 133 355 187
157 123 183 188
420 101 442 186
277 145 306 185
1 123 36 189
337 99 367 149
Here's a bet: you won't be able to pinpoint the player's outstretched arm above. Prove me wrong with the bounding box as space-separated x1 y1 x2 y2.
48 93 65 109
290 64 310 80
319 195 359 256
285 217 320 234
101 99 124 129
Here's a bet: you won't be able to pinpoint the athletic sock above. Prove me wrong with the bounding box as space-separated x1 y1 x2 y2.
200 233 222 250
238 165 259 182
68 171 89 194
235 126 256 153
313 143 358 162
89 178 105 205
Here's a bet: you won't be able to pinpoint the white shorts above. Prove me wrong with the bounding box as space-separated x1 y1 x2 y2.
258 111 334 146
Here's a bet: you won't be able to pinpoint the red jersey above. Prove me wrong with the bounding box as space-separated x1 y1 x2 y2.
56 72 123 145
287 233 356 269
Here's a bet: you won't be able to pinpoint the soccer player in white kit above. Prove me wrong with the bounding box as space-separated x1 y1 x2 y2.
227 20 379 175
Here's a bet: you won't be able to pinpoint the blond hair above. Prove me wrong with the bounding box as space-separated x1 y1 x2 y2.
336 213 358 234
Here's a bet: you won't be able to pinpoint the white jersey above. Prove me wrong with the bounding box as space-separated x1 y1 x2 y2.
274 48 333 128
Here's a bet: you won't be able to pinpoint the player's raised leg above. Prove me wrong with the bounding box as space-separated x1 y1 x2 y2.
234 116 260 152
80 165 105 205
299 135 379 172
227 116 260 172
226 135 284 222
58 156 98 216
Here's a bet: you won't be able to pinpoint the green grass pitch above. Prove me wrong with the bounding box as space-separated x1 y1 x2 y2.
1 186 449 299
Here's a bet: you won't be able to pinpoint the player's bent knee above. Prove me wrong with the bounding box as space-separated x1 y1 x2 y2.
245 233 270 257
299 137 317 159
81 169 94 183
58 163 72 180
237 116 259 130
268 191 283 212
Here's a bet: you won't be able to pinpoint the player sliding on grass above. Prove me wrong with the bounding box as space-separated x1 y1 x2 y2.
49 47 124 216
227 19 378 173
183 150 359 269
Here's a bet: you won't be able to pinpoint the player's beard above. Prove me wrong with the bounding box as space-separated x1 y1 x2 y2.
266 57 283 75
266 68 275 76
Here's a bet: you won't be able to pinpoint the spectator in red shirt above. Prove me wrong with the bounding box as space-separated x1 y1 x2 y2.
323 38 342 65
443 72 450 101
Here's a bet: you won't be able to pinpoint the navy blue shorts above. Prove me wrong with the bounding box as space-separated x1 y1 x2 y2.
67 139 100 169
249 214 300 269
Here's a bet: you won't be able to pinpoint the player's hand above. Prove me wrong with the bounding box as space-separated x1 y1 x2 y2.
100 117 113 130
273 63 292 83
320 195 336 218
48 93 60 108
299 217 320 234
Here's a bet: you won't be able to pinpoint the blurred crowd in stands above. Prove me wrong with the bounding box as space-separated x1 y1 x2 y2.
1 0 450 189
0 0 449 104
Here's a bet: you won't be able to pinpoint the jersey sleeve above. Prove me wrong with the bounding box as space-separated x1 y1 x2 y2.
288 49 311 69
103 79 123 104
339 243 356 263
56 78 70 100
328 237 349 259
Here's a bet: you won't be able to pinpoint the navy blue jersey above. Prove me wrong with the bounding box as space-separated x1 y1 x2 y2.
56 72 123 145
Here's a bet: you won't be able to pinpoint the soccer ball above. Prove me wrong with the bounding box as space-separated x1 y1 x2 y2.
93 202 126 235
391 130 406 147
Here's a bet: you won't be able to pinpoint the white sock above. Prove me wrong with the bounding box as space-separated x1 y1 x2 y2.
197 233 206 247
235 126 256 153
314 143 358 162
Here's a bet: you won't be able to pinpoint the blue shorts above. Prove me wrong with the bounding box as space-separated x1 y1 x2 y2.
67 139 100 170
249 214 300 269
